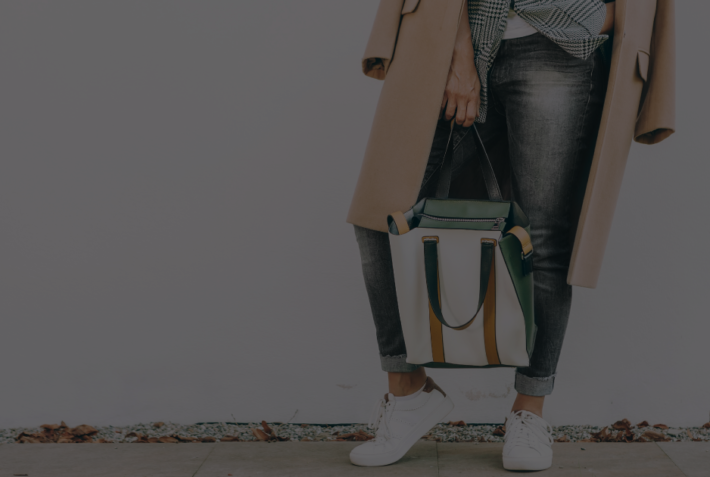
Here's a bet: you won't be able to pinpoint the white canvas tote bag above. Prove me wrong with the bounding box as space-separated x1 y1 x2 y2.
387 123 537 368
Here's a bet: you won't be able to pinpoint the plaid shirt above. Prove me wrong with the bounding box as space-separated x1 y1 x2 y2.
469 0 609 122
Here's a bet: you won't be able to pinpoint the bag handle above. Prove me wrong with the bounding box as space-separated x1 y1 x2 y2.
423 236 496 330
435 120 503 201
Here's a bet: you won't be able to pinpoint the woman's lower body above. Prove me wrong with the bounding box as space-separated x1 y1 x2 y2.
354 32 607 395
350 33 607 470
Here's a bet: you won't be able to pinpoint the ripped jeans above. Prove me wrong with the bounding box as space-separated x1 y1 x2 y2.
353 33 607 396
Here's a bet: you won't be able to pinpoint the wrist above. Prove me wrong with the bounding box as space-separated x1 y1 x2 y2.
453 37 473 55
452 43 474 66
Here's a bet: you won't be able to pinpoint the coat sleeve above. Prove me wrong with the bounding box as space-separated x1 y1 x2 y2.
634 0 675 144
361 0 406 80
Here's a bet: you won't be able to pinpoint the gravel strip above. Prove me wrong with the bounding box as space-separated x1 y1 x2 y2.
2 421 709 444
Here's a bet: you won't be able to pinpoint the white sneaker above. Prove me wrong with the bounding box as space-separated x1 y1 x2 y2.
502 409 554 471
349 377 454 467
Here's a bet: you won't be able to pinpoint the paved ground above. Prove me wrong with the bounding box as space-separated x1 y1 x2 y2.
0 441 708 476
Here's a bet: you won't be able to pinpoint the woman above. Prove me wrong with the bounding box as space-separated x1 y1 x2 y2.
346 0 674 472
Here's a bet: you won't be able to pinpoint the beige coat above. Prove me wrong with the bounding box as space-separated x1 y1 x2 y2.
346 0 676 288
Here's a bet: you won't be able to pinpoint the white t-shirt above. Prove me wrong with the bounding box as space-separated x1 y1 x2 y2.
502 8 538 39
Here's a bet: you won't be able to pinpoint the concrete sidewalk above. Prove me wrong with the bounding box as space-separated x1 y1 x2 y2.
0 441 708 476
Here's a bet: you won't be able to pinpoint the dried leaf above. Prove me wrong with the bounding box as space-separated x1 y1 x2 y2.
448 420 466 426
72 425 98 437
301 437 312 442
636 420 649 428
642 430 670 442
201 436 217 442
702 422 710 429
57 438 74 443
590 426 611 442
147 437 160 443
652 423 669 430
261 421 273 434
153 422 165 429
493 426 505 436
554 435 570 442
158 436 178 443
16 432 53 444
41 424 60 431
252 428 270 441
300 424 309 428
357 430 374 440
612 419 632 430
125 432 138 438
220 436 241 442
172 434 197 443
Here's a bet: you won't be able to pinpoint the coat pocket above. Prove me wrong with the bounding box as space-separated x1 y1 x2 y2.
402 0 420 14
636 49 650 82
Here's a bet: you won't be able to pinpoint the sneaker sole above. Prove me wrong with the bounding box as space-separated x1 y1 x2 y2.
350 394 454 467
502 455 553 471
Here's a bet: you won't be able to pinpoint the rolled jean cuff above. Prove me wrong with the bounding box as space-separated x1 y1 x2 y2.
380 354 420 373
514 370 556 396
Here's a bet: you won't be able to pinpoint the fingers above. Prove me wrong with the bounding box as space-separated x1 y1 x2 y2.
455 96 465 125
446 96 479 127
444 93 458 122
442 73 480 125
462 99 479 128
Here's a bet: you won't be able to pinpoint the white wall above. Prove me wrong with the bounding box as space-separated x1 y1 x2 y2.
0 1 707 429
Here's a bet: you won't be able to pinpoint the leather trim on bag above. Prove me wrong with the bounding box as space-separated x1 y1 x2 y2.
429 272 445 363
390 211 410 234
506 225 533 255
483 249 501 365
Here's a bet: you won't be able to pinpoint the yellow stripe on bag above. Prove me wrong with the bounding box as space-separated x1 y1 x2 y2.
483 244 501 365
429 266 445 363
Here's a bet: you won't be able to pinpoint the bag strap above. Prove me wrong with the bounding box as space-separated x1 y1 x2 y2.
422 236 496 330
435 120 503 202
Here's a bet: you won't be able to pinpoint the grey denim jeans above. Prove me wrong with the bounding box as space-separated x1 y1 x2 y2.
354 32 607 396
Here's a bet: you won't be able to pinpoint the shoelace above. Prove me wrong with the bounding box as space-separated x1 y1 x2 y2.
368 396 394 442
505 410 553 448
